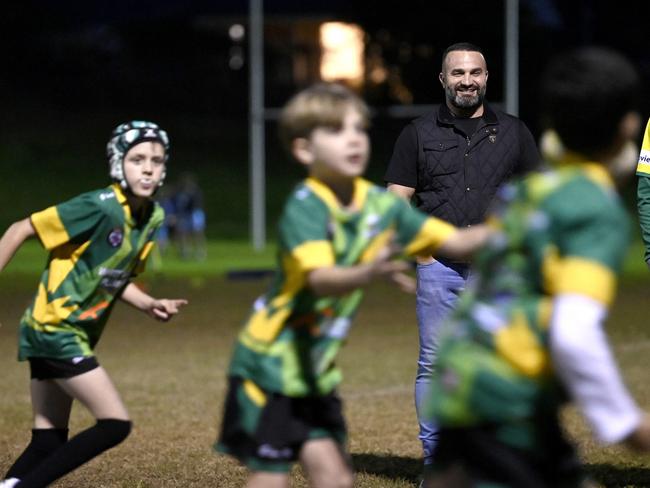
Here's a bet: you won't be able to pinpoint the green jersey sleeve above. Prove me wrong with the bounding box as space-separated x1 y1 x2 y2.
547 183 628 305
388 196 457 257
555 196 628 270
278 189 335 273
31 191 104 250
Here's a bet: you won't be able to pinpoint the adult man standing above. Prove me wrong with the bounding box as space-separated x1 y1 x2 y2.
384 42 540 467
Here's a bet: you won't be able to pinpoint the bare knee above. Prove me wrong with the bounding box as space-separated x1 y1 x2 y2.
333 469 354 488
300 438 353 488
311 467 354 488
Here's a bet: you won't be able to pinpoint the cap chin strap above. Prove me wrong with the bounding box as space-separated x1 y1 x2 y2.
114 163 166 190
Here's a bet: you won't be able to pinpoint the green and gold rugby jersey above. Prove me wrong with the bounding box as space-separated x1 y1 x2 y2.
428 158 628 451
229 176 456 397
636 117 650 177
18 183 163 360
636 117 650 261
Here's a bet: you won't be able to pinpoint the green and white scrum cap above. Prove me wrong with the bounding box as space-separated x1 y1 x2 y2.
106 120 170 188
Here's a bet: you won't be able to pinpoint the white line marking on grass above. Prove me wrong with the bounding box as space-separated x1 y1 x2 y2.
343 385 411 399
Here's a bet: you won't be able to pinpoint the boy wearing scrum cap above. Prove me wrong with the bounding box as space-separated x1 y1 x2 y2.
0 121 187 488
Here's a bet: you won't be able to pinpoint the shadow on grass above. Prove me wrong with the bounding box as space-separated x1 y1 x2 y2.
351 456 650 487
352 453 421 484
587 463 650 487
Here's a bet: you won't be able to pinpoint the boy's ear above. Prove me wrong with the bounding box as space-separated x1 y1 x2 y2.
620 111 641 141
291 137 314 166
607 111 641 187
609 111 641 158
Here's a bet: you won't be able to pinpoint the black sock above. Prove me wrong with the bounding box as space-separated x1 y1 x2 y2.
15 419 131 488
5 428 68 479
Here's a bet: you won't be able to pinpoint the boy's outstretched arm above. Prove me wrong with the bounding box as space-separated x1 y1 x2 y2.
0 218 36 272
120 282 188 322
308 243 413 297
549 293 650 451
434 224 491 262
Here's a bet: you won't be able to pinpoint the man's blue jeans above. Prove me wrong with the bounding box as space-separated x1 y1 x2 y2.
415 258 470 465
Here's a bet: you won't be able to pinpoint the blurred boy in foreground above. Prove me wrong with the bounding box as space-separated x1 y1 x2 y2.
425 47 650 487
214 83 489 488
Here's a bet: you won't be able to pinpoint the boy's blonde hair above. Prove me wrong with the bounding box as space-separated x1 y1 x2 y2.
278 82 370 152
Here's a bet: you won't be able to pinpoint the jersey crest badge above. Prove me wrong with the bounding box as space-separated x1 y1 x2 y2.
107 228 124 247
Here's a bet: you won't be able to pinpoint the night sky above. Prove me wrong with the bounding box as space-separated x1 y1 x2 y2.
1 0 649 236
2 0 650 129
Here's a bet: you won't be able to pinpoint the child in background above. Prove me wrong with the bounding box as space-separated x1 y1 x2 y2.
0 121 187 488
174 172 207 261
214 83 489 488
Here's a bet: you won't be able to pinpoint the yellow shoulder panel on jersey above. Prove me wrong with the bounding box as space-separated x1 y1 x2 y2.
31 206 70 250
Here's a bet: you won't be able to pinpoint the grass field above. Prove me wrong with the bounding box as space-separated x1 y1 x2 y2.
2 243 650 487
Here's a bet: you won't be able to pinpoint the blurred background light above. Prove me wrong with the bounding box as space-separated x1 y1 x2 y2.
319 22 364 86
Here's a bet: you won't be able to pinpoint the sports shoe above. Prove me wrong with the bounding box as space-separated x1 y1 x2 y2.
0 478 20 488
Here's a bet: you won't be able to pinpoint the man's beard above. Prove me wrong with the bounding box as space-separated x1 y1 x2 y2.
446 85 486 110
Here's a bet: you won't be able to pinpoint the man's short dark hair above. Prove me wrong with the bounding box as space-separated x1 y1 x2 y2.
540 46 640 156
441 42 484 69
